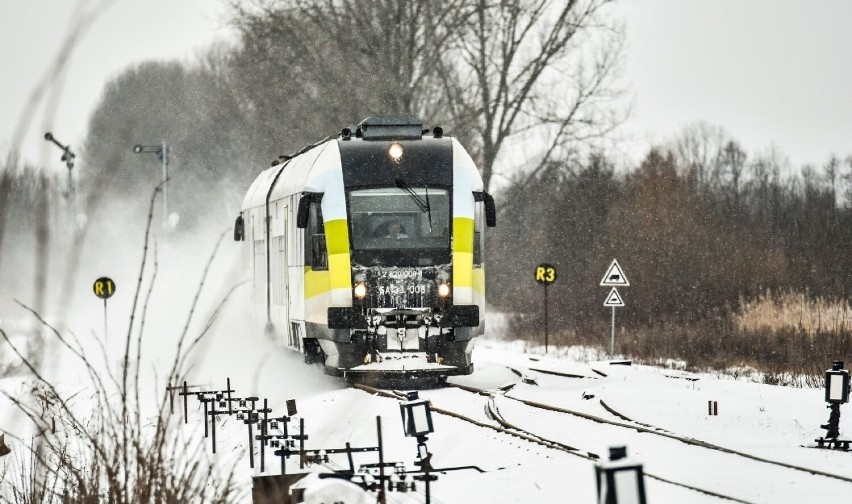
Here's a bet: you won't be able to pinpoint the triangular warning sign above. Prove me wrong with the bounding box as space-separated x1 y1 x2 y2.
603 287 625 307
600 259 629 286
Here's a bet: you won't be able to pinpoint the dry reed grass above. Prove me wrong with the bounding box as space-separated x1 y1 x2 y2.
508 291 852 388
735 290 851 336
0 186 243 503
0 5 242 501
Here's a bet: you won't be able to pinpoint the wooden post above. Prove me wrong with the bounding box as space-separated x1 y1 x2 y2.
377 416 386 504
544 284 549 353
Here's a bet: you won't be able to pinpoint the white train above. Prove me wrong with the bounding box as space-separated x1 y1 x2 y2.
234 116 495 382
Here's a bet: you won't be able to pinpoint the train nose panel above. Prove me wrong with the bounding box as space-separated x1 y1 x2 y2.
386 326 425 351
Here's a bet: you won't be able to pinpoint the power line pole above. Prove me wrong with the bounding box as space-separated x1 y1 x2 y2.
44 132 76 223
133 142 170 226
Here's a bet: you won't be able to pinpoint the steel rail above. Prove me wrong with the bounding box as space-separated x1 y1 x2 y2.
485 396 755 504
451 382 852 485
354 383 756 503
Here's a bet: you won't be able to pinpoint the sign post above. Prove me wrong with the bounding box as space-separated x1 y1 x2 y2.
93 277 116 341
535 264 557 353
600 260 628 356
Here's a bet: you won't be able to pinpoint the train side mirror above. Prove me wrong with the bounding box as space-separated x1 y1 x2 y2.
297 192 323 229
297 196 311 229
483 192 496 227
233 214 245 241
473 191 497 227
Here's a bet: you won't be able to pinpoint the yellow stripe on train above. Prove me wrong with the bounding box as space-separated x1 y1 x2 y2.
453 216 475 304
305 218 352 302
453 217 474 254
325 218 352 305
305 267 330 300
473 266 485 296
325 219 350 256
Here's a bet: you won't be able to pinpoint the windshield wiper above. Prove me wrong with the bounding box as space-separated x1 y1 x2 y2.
395 178 433 232
425 186 433 232
395 178 427 211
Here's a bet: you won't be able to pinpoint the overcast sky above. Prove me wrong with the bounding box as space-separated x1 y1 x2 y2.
618 0 852 170
0 0 232 172
2 0 851 174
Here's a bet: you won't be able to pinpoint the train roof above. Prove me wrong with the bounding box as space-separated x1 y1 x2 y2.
241 119 482 211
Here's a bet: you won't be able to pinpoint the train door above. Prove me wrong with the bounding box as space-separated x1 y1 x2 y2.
274 201 292 349
288 194 309 358
251 210 264 307
249 208 268 330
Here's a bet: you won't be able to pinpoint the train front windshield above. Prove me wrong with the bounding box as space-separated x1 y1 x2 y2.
348 187 451 266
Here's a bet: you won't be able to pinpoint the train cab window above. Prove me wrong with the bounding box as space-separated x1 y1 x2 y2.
348 187 451 267
304 201 328 270
474 201 484 268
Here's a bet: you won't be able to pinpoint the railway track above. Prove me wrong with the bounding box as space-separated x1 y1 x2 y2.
448 374 852 503
354 383 757 503
496 369 852 485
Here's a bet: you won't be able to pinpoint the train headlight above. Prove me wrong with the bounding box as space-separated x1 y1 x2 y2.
437 283 450 298
354 282 367 299
388 142 404 162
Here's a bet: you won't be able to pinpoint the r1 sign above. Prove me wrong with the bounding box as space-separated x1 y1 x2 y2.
93 277 116 299
93 276 116 342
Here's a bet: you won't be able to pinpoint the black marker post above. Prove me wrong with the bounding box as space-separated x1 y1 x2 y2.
535 264 557 353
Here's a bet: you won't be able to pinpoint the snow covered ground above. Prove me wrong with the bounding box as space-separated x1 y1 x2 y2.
2 247 851 504
182 338 852 502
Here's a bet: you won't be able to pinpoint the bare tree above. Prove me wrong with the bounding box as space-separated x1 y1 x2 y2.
671 121 728 188
824 155 841 207
230 0 625 191
720 140 747 208
0 0 116 262
295 0 469 114
446 0 626 191
845 156 852 209
229 0 470 153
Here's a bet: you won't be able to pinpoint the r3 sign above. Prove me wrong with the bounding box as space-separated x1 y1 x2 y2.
535 264 557 285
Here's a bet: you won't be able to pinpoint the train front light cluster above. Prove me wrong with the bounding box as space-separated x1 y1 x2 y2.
354 282 367 299
437 283 450 298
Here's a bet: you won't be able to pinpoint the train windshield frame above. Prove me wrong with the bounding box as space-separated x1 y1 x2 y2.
347 186 451 266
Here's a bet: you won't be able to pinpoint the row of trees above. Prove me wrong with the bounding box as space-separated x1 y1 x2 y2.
73 0 623 226
0 0 624 331
490 137 852 331
3 0 851 341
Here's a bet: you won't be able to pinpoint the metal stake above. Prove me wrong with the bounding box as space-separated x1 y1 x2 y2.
544 284 549 353
611 306 615 356
299 418 305 469
377 416 386 504
260 399 269 472
345 442 354 473
280 443 286 475
226 378 233 415
248 419 254 469
161 141 169 223
210 400 217 453
202 398 209 438
103 299 108 344
182 381 188 424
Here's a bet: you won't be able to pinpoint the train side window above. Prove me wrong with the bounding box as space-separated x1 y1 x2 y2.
474 201 484 268
305 202 328 270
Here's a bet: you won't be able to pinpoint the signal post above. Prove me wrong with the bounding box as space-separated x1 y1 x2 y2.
600 260 628 356
535 264 557 353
